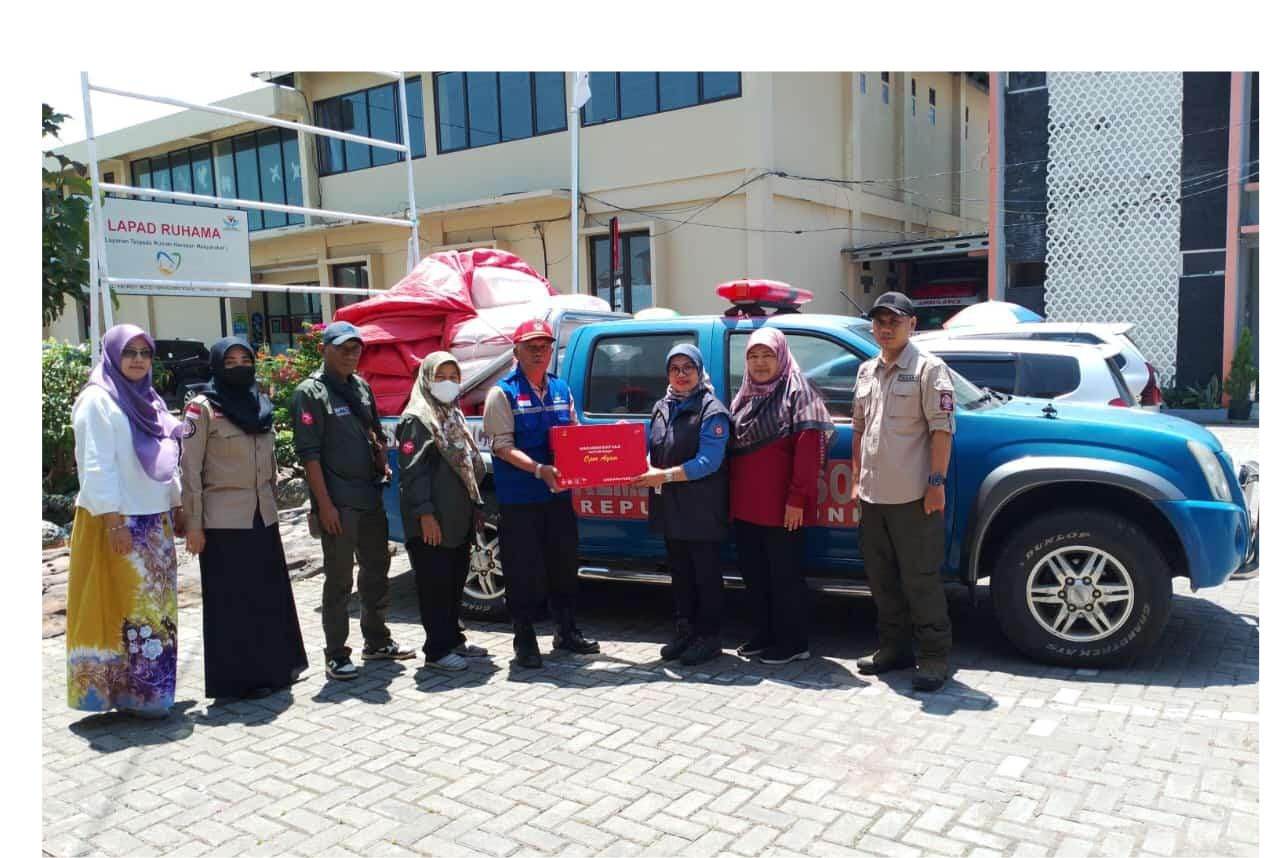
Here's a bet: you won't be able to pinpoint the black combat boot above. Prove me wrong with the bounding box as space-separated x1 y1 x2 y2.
512 621 543 669
679 636 722 666
660 620 696 661
552 606 600 654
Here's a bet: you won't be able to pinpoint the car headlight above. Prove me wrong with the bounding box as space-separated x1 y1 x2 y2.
1188 440 1233 502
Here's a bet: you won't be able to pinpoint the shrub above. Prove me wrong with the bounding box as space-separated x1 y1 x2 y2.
42 340 92 493
1224 327 1257 403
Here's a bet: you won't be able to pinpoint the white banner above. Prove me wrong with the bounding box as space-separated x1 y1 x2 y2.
102 198 251 297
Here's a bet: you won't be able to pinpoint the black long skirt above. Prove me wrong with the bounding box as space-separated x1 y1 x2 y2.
199 513 309 698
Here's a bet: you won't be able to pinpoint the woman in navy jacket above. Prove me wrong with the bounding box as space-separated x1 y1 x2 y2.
632 344 731 665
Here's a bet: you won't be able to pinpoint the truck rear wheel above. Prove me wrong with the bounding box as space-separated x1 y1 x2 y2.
462 502 508 621
990 509 1172 667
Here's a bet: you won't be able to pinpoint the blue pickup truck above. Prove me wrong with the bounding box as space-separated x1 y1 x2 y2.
380 293 1259 668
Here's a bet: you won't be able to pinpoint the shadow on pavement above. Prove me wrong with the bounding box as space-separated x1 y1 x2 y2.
309 660 408 705
68 700 199 751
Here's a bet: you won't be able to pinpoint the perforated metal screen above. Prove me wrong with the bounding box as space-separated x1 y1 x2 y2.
1043 72 1182 382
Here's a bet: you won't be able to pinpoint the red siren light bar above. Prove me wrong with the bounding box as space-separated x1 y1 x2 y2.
716 279 814 316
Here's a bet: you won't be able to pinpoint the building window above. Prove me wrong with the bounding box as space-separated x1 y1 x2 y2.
911 78 917 117
582 73 741 126
928 88 937 126
433 72 566 154
881 72 890 105
332 262 370 309
131 130 303 232
265 287 322 354
859 73 866 95
589 230 652 313
315 77 425 175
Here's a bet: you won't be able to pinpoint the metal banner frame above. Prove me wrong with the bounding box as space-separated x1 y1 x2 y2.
78 71 422 356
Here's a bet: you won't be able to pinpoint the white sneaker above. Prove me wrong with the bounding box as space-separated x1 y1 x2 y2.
425 652 468 672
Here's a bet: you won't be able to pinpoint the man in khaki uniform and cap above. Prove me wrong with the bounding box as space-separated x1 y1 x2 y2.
851 292 956 692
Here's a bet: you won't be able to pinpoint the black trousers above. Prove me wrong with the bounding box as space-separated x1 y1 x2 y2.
405 538 469 661
734 521 809 653
498 495 580 624
860 499 952 666
666 538 723 638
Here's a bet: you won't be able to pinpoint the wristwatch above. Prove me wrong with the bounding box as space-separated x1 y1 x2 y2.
927 472 946 487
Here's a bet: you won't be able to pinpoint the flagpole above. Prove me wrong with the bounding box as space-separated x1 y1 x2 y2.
569 92 581 296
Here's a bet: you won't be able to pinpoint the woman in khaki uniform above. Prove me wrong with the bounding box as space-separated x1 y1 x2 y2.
181 337 308 699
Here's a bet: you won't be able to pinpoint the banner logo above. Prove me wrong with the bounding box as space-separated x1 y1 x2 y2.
155 251 182 275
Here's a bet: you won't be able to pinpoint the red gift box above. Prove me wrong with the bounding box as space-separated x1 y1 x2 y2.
550 423 648 489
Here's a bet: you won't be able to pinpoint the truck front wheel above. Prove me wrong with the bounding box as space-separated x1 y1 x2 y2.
462 503 509 621
990 509 1172 667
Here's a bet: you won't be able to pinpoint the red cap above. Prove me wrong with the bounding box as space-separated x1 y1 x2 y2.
513 319 555 343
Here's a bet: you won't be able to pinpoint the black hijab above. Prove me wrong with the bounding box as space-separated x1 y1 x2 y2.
203 336 274 434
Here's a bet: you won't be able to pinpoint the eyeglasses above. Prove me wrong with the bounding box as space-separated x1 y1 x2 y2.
667 363 699 376
121 348 154 360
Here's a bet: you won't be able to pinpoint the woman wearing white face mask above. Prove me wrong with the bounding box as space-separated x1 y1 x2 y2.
396 351 488 671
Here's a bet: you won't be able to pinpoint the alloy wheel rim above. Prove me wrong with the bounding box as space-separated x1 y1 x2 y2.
1025 545 1134 643
465 521 504 602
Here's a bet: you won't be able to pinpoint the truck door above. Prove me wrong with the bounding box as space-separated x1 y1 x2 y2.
566 326 702 564
724 326 872 577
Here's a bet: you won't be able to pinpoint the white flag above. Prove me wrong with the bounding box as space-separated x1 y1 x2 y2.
572 71 591 109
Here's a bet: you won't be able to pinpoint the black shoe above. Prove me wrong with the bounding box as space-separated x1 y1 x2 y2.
912 663 948 692
759 646 811 665
735 636 772 658
856 649 915 676
325 657 358 680
552 604 601 655
245 686 275 700
660 624 696 661
553 628 601 654
679 636 722 666
512 622 543 669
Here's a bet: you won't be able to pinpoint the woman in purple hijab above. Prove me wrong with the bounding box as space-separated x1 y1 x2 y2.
66 324 186 718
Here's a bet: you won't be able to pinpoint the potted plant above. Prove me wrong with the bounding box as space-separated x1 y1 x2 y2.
1161 375 1227 423
1224 327 1258 422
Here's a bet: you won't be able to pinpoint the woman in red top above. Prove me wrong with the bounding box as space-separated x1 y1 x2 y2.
728 328 835 664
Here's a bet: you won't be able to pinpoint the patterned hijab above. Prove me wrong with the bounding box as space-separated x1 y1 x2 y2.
82 324 183 482
402 351 484 504
729 327 836 459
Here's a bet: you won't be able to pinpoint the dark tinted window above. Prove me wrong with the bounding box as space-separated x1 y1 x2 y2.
190 145 214 200
169 149 192 204
368 84 400 166
435 72 468 152
232 136 263 231
342 91 372 171
436 72 560 152
1105 358 1137 405
583 72 741 126
585 332 696 415
499 72 533 141
659 72 698 110
939 355 1018 394
315 77 427 171
534 72 567 135
256 128 287 229
1018 354 1082 398
1027 331 1102 345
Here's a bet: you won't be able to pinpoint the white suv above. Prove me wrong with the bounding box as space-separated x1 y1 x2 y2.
913 336 1139 409
923 322 1161 409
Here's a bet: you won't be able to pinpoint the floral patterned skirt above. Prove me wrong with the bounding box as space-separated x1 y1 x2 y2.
66 507 178 713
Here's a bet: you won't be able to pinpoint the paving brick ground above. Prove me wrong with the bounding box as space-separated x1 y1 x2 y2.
43 565 1259 857
42 427 1260 857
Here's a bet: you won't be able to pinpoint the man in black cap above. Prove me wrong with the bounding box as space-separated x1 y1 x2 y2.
293 320 413 681
850 292 957 692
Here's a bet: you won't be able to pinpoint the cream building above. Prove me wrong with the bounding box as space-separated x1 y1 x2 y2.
46 71 989 351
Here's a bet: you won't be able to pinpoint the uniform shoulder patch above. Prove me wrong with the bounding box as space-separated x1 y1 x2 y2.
300 411 316 426
713 423 725 437
182 418 197 438
399 439 416 455
939 391 954 412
